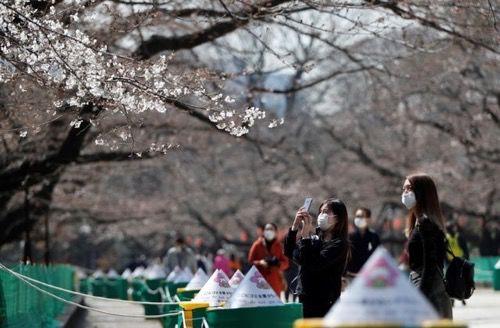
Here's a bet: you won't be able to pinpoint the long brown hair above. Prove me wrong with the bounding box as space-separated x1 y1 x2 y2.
406 173 446 235
318 198 351 265
318 198 349 241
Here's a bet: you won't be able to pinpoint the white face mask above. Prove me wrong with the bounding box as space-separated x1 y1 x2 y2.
263 230 276 241
317 213 333 231
354 217 368 229
402 191 417 209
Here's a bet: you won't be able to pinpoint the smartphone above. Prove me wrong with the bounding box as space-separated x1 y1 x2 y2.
303 197 313 213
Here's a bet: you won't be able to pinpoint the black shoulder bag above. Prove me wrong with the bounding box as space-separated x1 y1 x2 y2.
443 247 475 300
417 221 475 300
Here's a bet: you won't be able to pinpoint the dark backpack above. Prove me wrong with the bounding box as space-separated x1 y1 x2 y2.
444 249 475 300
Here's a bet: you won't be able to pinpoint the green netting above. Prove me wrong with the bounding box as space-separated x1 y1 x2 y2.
90 278 106 297
84 277 128 300
103 278 128 300
0 263 75 328
162 303 181 328
162 281 188 299
494 260 500 291
471 256 500 284
131 279 146 301
206 303 303 328
176 288 199 301
143 278 164 316
78 278 90 294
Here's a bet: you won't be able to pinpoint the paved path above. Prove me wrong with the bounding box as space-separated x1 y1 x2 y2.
453 288 500 328
74 297 163 328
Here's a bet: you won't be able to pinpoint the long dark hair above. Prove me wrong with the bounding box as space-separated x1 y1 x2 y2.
406 173 446 235
318 198 351 265
318 198 349 241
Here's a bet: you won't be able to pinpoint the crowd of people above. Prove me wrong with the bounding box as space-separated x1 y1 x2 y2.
122 173 498 319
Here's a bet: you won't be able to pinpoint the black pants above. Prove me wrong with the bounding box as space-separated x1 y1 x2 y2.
299 296 334 318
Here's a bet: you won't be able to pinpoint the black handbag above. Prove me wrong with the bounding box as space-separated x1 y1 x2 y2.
444 248 475 300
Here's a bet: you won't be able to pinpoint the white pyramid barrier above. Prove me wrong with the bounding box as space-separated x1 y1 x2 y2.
121 268 132 280
225 266 283 309
214 268 231 283
174 267 193 283
228 269 245 288
166 266 182 282
92 269 104 278
131 266 145 278
145 263 167 279
185 268 209 290
185 267 194 279
193 269 234 307
107 268 119 278
324 247 439 326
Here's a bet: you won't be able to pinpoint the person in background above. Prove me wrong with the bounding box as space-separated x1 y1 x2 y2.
379 218 405 258
213 248 232 277
347 207 380 274
195 253 212 274
479 217 499 256
125 254 148 271
403 173 452 319
398 241 410 276
446 220 470 306
229 253 242 273
284 198 350 318
446 221 469 260
248 223 289 295
163 236 197 274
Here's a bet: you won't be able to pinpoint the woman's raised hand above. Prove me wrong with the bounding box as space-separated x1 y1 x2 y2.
292 208 314 237
300 210 314 237
292 208 303 231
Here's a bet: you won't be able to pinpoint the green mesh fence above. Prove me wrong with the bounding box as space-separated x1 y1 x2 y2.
0 263 75 328
143 278 164 316
471 256 500 284
86 278 128 300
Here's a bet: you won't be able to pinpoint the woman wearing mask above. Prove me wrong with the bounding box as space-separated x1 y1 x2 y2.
248 223 289 295
402 173 452 319
347 207 380 274
284 198 350 318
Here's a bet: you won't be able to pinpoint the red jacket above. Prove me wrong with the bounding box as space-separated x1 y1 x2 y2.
248 237 289 295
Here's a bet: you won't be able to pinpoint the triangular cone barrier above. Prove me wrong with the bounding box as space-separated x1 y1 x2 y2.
131 266 144 278
166 266 182 282
145 263 166 279
225 266 283 308
228 269 245 288
324 247 439 326
185 268 210 290
92 269 104 278
184 267 194 278
193 269 234 306
218 269 231 281
107 268 119 278
121 268 131 279
174 267 193 283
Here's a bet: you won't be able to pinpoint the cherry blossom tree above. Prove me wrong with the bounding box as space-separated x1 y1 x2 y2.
1 0 498 264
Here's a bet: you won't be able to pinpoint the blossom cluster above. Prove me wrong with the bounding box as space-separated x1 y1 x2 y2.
0 1 277 141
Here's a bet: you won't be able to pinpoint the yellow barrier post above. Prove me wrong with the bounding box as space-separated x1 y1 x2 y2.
178 301 209 328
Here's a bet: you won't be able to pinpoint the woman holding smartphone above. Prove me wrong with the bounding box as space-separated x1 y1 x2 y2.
284 198 350 318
